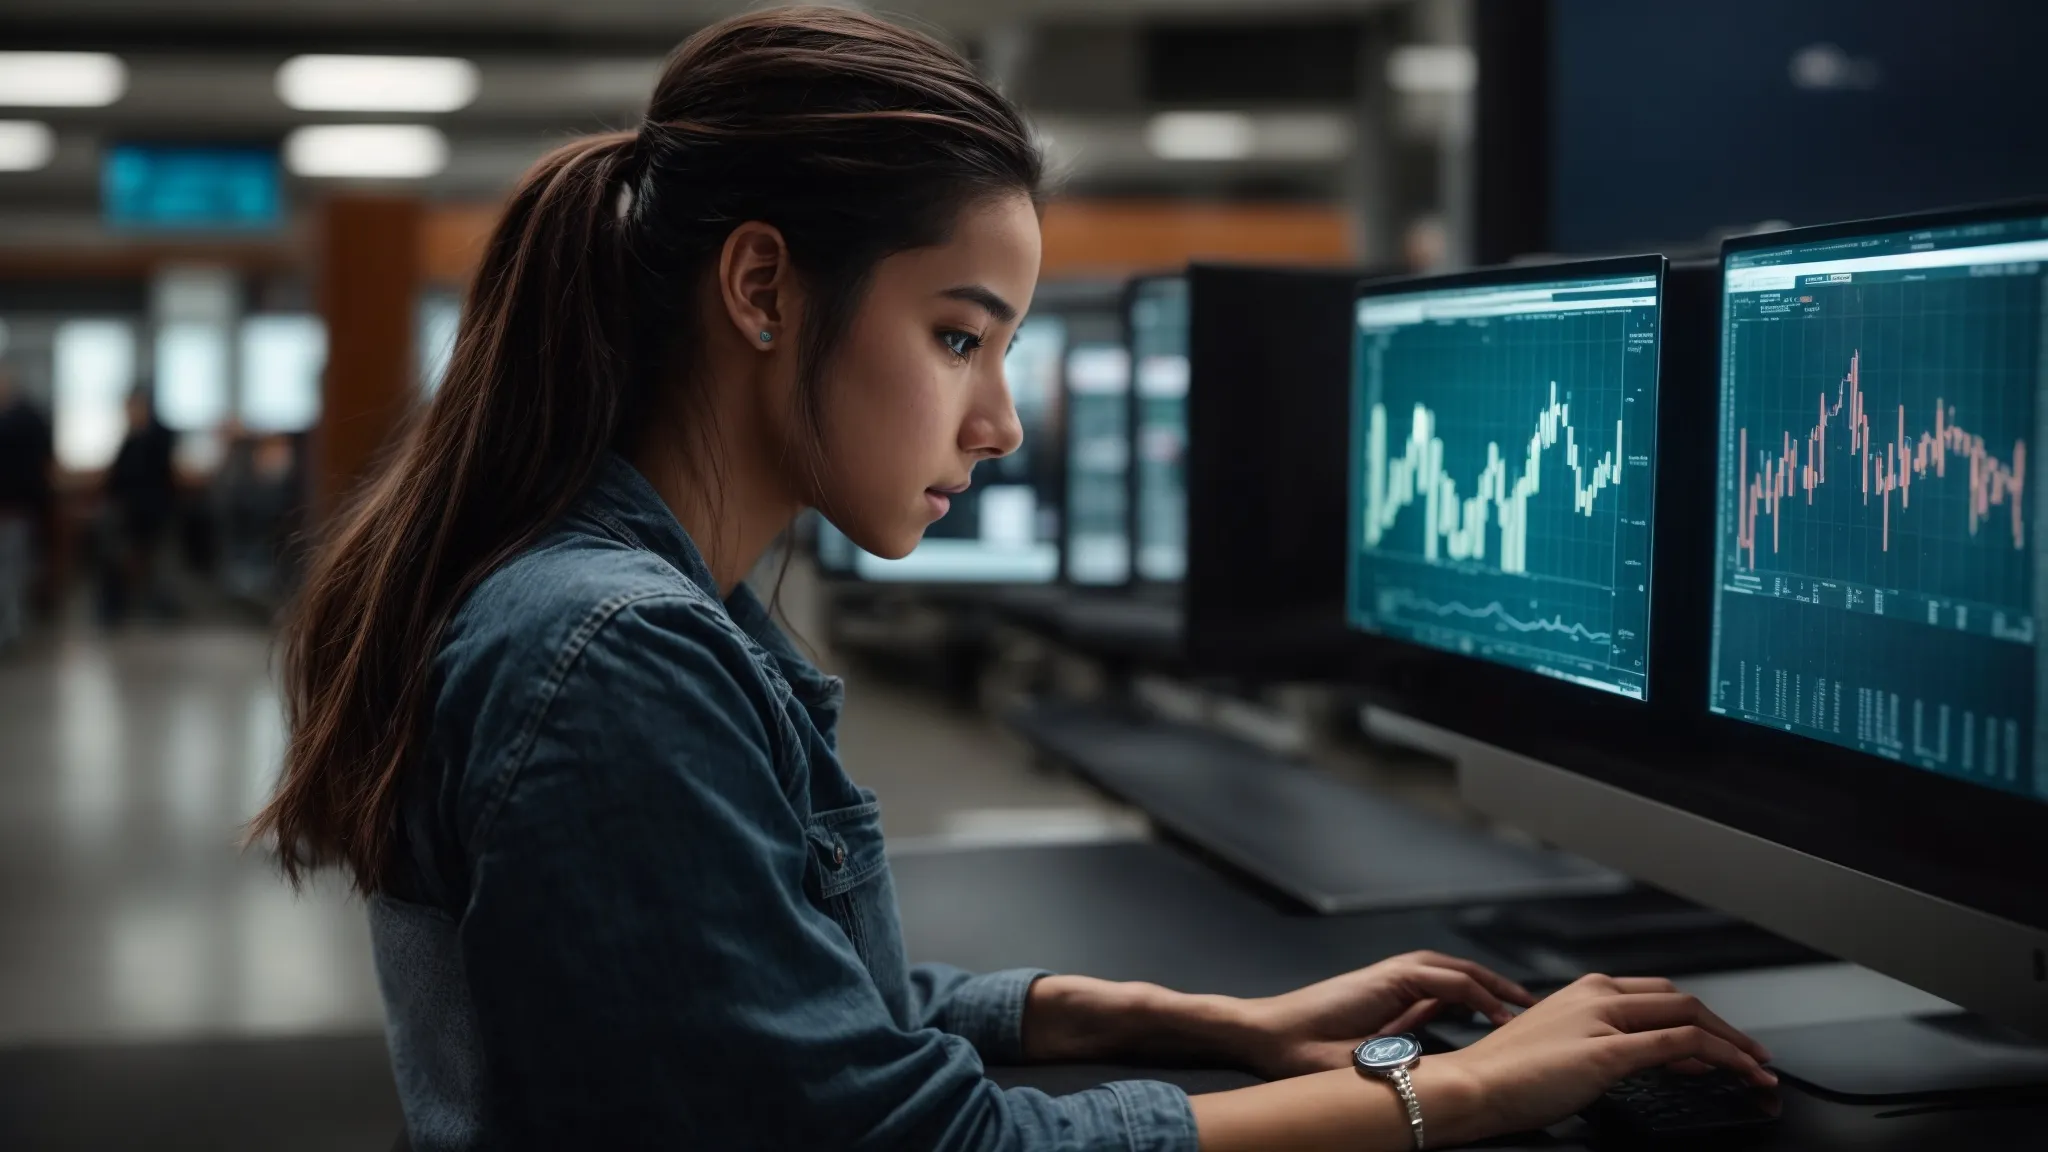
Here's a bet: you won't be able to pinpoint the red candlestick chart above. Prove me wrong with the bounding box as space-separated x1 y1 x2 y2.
1735 350 2028 570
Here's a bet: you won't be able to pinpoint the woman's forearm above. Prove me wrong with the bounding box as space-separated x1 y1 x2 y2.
1190 1061 1485 1152
1024 977 1498 1150
1022 976 1255 1065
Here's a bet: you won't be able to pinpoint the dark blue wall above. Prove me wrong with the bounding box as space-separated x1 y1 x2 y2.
1550 0 2048 253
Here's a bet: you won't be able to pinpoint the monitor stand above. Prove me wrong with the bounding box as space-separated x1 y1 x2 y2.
1679 964 2048 1100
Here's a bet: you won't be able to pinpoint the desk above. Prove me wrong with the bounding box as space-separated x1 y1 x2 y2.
892 840 2048 1150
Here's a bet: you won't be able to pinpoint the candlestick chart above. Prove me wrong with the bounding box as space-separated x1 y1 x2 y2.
1710 260 2047 798
1350 285 1662 699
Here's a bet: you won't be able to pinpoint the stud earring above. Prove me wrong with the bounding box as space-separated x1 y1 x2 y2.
759 330 773 343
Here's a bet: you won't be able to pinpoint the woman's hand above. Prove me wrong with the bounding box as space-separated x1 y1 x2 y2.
1421 973 1778 1145
1190 972 1776 1151
1236 951 1534 1080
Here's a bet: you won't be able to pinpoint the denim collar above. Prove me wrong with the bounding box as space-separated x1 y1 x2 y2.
583 454 844 711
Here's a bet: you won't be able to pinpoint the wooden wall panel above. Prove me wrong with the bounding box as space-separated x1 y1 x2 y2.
1039 200 1355 276
315 196 421 523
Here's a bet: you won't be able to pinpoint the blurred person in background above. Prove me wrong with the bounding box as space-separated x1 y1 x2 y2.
100 384 179 625
253 8 1771 1151
0 364 53 651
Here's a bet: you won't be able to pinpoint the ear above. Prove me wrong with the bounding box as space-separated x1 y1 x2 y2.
717 221 794 352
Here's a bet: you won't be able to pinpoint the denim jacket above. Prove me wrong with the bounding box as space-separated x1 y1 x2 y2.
369 456 1201 1151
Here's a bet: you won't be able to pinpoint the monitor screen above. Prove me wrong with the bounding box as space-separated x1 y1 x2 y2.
1710 210 2048 801
1065 341 1132 586
1131 277 1190 583
817 316 1066 583
1348 266 1665 700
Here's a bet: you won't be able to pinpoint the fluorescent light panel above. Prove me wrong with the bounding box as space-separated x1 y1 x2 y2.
1146 111 1255 161
284 124 448 179
277 55 479 113
0 52 127 107
0 121 55 172
1389 45 1477 94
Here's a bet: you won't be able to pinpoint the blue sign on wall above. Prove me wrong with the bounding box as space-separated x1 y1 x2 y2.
103 144 282 231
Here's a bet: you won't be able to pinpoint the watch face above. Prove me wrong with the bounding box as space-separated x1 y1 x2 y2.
1355 1034 1422 1069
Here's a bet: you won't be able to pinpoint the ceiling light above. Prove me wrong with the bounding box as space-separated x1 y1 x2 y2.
1146 111 1255 162
1258 113 1353 161
276 55 479 113
0 52 127 107
284 125 448 179
0 121 56 172
1389 45 1477 94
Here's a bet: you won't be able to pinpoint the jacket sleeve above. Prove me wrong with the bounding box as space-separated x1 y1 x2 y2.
454 593 1200 1152
908 963 1054 1064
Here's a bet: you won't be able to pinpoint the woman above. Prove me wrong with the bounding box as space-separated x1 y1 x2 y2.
255 9 1772 1150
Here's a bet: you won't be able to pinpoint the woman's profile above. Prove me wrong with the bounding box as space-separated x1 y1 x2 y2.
254 8 1772 1149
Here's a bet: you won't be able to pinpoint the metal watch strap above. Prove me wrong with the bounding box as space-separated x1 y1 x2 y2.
1387 1066 1425 1151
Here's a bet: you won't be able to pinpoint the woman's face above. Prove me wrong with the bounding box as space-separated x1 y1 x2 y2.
811 193 1040 559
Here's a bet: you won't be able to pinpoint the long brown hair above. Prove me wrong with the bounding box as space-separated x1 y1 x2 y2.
254 6 1044 894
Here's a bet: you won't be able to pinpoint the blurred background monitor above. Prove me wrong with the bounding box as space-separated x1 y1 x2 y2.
812 282 1110 586
1127 274 1190 585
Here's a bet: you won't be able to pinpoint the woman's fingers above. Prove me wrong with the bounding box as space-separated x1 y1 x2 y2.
1604 1026 1778 1088
1408 953 1537 1007
1600 993 1775 1064
1606 977 1679 995
1382 997 1443 1035
1404 966 1514 1025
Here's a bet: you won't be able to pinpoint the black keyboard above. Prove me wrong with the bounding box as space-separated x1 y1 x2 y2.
1582 1068 1779 1140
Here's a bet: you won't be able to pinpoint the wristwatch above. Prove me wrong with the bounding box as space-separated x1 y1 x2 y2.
1354 1033 1426 1151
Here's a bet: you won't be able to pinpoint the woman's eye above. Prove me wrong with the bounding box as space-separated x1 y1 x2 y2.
939 329 984 361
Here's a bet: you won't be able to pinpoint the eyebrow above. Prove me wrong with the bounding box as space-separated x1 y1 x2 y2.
939 284 1018 325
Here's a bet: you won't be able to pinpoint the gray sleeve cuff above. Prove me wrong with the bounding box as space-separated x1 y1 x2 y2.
937 966 1053 1063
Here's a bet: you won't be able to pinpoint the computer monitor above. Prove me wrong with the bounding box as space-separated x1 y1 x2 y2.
1348 257 1666 700
1444 203 2048 1042
1183 263 1387 681
812 308 1069 583
1064 329 1134 587
1128 275 1191 585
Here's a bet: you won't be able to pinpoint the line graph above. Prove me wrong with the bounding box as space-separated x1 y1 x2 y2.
1375 588 1614 645
1364 381 1625 573
1736 349 2028 568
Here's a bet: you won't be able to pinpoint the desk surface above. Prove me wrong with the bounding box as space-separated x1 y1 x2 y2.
892 840 2048 1150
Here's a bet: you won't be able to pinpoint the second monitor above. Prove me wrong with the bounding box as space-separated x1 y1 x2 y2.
1348 257 1667 700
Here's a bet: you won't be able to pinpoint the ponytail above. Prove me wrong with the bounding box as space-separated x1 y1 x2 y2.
253 131 647 891
255 6 1042 895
